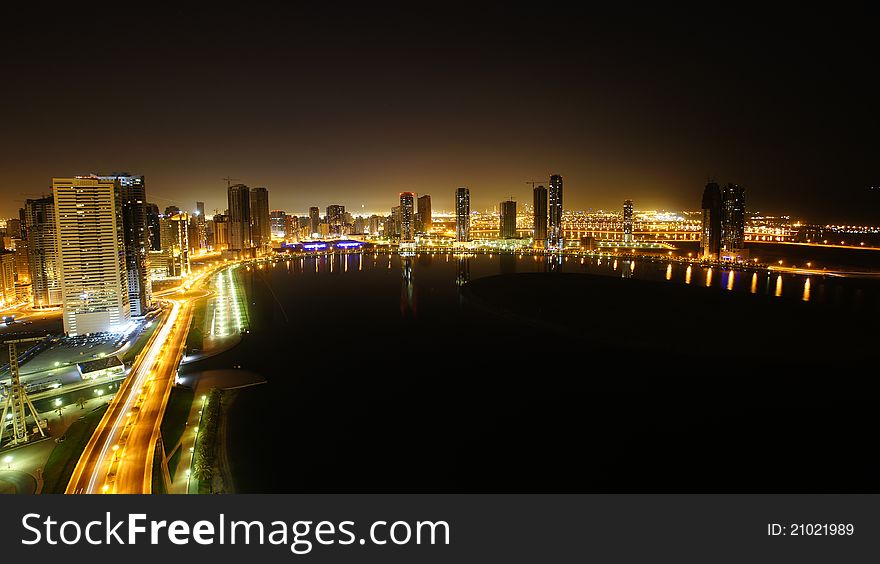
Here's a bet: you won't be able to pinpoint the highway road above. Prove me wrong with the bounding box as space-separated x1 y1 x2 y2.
65 266 221 494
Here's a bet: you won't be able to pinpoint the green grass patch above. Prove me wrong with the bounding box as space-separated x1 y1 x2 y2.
186 297 208 352
161 386 194 455
41 404 109 494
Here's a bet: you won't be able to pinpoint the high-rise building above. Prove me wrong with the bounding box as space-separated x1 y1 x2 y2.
700 181 722 259
249 187 270 254
195 201 207 251
721 183 746 252
326 205 345 236
417 194 432 233
24 196 61 307
399 192 415 242
53 176 130 336
212 214 229 250
146 203 161 251
455 187 470 242
270 210 287 238
164 205 180 216
0 251 15 307
308 207 320 237
284 214 299 240
227 184 252 255
160 213 191 277
533 185 547 246
548 174 563 248
623 199 634 244
368 215 382 236
500 200 517 239
100 174 152 317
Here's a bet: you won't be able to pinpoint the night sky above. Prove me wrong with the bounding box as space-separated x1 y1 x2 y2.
1 7 876 222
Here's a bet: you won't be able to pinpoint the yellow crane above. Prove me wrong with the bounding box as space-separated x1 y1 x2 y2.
1 336 49 446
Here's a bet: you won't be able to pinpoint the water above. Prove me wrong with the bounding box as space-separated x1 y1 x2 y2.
183 252 880 493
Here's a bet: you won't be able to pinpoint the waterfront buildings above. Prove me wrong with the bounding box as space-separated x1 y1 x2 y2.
227 184 253 256
700 181 722 259
548 174 564 248
308 207 320 237
250 187 271 254
399 192 415 242
623 199 634 244
326 204 346 236
533 185 548 247
270 210 286 238
53 176 130 336
721 183 746 252
417 194 432 233
500 199 517 239
455 187 470 242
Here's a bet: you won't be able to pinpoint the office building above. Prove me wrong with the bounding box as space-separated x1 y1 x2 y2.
326 204 346 236
500 200 517 239
399 192 415 242
227 184 252 255
308 207 321 237
270 210 287 238
0 251 15 307
146 203 161 251
701 181 722 259
160 213 191 277
548 174 563 248
100 174 152 317
53 176 130 336
721 183 746 252
455 187 470 242
623 199 634 244
533 185 548 246
24 196 61 307
417 194 432 233
213 214 229 250
250 187 270 254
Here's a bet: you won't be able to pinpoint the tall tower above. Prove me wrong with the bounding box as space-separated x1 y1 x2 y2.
195 200 207 251
455 187 470 242
399 192 415 242
160 213 190 277
249 187 270 255
24 196 62 307
622 199 634 244
417 194 432 233
146 202 161 251
53 176 130 336
721 183 746 252
326 204 345 236
227 184 252 255
533 185 548 247
548 174 564 249
500 200 517 239
701 181 722 259
100 174 152 317
308 207 320 237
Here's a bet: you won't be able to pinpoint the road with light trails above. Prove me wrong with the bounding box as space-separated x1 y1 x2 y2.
65 263 226 494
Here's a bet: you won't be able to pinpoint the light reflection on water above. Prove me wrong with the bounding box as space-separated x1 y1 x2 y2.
273 252 879 309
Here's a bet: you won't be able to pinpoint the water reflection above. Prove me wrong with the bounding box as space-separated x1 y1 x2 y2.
775 275 783 297
726 270 734 291
706 267 713 287
665 263 672 281
750 272 757 294
802 277 811 301
685 265 692 284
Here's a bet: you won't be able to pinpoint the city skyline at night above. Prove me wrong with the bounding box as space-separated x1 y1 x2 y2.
0 8 877 222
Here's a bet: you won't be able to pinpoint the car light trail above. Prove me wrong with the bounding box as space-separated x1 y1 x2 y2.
85 299 181 494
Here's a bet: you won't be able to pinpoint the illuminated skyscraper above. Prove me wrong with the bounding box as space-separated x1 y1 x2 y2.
700 181 722 259
500 199 517 239
160 213 190 277
53 176 130 336
326 204 346 236
250 187 271 254
146 202 161 251
24 196 62 307
455 187 470 242
417 194 432 232
99 174 152 317
721 183 746 252
195 200 207 251
533 185 547 246
623 199 634 244
548 174 563 248
270 210 287 238
399 192 415 242
227 184 252 255
308 206 320 236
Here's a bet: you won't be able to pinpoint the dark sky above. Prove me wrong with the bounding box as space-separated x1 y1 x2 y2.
1 7 877 222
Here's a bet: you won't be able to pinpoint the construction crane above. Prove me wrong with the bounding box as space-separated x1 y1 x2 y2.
526 180 544 190
222 177 241 188
0 336 49 446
